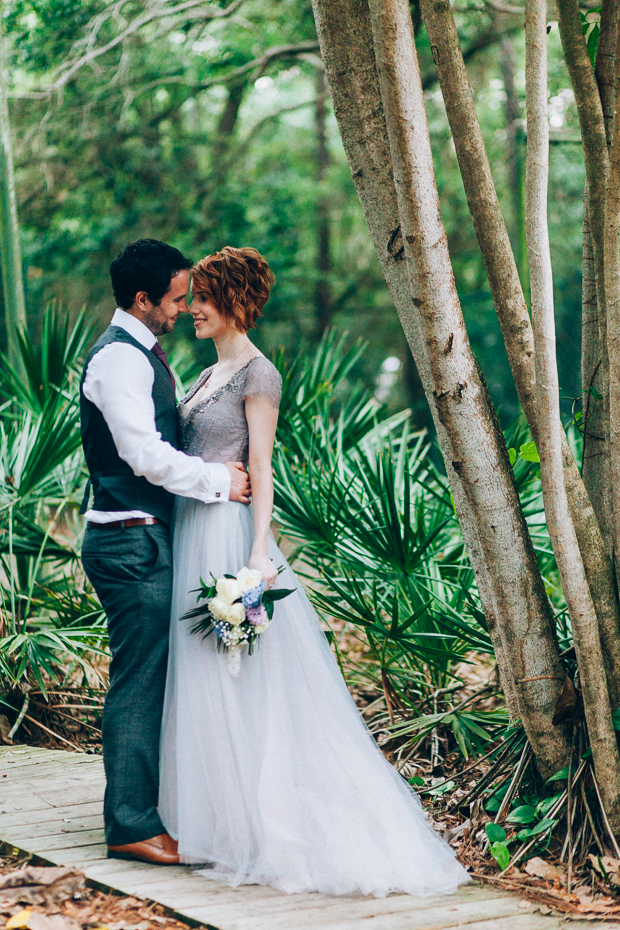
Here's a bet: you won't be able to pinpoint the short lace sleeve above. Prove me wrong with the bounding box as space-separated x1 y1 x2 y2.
243 357 282 410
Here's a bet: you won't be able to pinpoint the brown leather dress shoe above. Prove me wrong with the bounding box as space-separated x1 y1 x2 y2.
108 832 180 864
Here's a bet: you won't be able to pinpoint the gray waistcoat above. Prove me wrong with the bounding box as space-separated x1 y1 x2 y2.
79 326 179 524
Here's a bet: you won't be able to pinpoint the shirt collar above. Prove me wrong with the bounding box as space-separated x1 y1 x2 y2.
111 308 158 350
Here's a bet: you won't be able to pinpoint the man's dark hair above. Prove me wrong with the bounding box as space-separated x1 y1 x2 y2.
110 239 193 309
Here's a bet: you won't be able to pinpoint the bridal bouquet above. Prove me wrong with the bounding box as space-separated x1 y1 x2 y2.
181 566 294 676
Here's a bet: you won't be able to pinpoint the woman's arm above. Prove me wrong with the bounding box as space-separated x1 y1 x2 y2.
245 392 279 588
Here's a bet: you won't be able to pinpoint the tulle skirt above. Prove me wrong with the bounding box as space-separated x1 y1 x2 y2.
158 498 470 897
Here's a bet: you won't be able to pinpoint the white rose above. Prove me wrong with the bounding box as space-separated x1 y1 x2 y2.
209 597 229 621
225 602 246 626
254 620 270 634
216 577 241 605
236 567 263 595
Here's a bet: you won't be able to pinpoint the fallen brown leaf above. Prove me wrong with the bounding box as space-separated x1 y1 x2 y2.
524 857 565 881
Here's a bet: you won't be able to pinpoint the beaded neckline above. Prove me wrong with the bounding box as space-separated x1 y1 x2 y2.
179 357 260 419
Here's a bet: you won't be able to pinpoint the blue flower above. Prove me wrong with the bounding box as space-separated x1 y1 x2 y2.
242 582 265 608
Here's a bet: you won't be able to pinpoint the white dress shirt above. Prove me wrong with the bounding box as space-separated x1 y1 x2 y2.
82 309 231 523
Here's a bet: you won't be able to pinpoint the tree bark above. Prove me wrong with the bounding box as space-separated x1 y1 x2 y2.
499 34 527 290
315 68 332 334
525 0 620 829
0 0 26 368
420 0 620 711
596 0 619 145
557 0 613 555
606 17 620 599
581 192 609 550
318 0 568 776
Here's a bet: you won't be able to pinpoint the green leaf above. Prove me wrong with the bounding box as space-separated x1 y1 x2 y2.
408 776 425 787
536 794 562 817
516 818 557 841
546 765 569 782
581 8 601 67
582 748 593 761
508 448 517 467
265 587 296 602
612 708 620 731
485 781 510 813
490 842 510 871
519 441 540 463
505 804 537 824
485 823 507 844
429 779 455 797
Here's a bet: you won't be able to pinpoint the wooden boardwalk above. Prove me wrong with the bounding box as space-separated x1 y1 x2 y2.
0 746 617 929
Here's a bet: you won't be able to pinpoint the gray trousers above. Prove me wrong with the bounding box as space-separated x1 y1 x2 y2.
81 522 172 847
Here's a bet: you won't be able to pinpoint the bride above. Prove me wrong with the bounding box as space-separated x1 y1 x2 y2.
158 246 470 897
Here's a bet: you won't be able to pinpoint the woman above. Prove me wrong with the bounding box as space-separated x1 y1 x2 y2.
158 246 470 897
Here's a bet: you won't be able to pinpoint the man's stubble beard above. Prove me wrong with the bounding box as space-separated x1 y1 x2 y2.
144 306 175 336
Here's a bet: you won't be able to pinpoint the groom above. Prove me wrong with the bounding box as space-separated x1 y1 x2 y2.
80 239 250 865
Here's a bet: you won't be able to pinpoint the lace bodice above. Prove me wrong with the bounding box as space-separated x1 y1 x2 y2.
178 356 282 465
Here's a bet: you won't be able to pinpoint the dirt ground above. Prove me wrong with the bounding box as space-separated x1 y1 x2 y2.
0 852 206 930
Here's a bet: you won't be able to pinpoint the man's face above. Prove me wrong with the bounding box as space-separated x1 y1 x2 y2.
141 270 190 336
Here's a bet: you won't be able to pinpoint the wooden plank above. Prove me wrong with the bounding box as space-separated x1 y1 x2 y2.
440 917 620 930
179 889 529 930
0 802 103 828
0 753 101 768
0 762 101 781
2 813 103 839
165 885 504 925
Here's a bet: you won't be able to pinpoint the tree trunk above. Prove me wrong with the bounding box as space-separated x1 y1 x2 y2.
557 0 613 555
312 0 569 777
596 0 619 144
525 0 620 829
499 34 527 292
581 193 609 550
315 68 332 334
0 0 26 368
606 18 620 603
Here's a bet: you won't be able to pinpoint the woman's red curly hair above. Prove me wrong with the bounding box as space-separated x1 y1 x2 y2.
191 246 275 332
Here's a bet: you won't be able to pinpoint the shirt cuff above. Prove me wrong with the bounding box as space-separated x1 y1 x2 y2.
205 463 231 503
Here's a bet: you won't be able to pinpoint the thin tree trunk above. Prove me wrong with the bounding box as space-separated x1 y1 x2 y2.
557 0 613 555
315 68 332 333
606 20 620 597
525 0 620 830
499 34 527 291
0 0 26 368
581 193 608 547
369 0 569 777
310 0 570 767
420 0 620 709
596 0 619 144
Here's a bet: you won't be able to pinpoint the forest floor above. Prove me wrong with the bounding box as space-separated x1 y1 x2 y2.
0 850 208 930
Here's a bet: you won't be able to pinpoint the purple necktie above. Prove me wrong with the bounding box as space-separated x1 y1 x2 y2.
151 343 175 388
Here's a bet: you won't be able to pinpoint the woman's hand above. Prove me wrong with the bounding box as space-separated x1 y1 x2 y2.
248 553 278 589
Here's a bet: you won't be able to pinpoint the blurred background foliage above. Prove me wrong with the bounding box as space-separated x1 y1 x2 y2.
1 0 584 431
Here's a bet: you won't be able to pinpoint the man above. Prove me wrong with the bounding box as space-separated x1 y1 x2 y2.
80 239 250 866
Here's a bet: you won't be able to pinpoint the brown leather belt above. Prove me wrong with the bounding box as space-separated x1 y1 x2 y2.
89 517 163 530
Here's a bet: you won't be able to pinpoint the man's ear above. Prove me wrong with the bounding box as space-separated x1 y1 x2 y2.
133 290 150 313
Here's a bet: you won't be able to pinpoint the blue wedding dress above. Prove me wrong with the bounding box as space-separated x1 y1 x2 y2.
158 356 470 897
